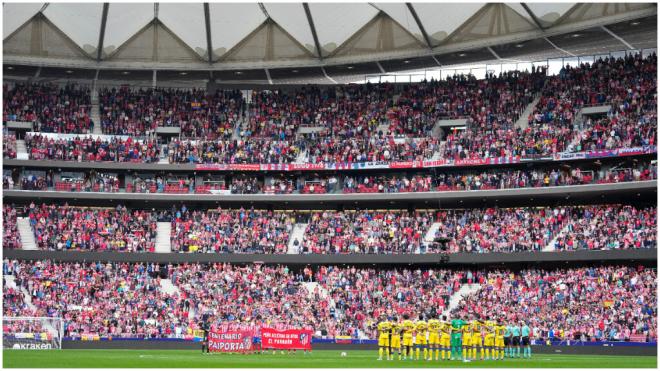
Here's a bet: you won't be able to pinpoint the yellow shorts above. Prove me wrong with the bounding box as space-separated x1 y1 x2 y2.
391 335 401 348
484 335 495 347
403 334 414 347
440 334 451 348
471 335 483 347
415 334 428 345
495 336 505 348
428 333 440 345
378 335 390 347
462 336 472 347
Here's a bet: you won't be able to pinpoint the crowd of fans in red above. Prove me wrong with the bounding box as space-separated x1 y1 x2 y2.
2 203 654 254
3 205 21 250
24 134 160 163
3 133 16 159
99 87 244 137
2 260 656 342
169 207 294 253
298 210 433 254
453 266 656 342
5 54 656 165
433 205 656 253
3 83 92 133
26 203 158 252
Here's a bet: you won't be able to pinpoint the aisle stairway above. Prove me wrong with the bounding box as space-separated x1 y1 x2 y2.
15 140 28 160
543 224 571 251
91 89 102 135
443 283 482 316
155 222 172 253
160 279 180 296
287 223 308 254
16 217 37 250
423 222 442 250
515 96 540 129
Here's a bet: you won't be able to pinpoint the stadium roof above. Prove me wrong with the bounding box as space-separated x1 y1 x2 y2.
2 2 657 77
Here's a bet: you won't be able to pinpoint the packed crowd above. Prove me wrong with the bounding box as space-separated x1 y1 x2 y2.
229 176 262 194
24 134 160 163
99 87 245 137
8 54 656 165
452 266 657 342
6 260 185 338
550 205 656 251
343 174 433 193
3 133 17 159
3 205 21 250
167 138 303 164
170 207 295 253
298 210 434 254
433 205 656 253
3 261 655 342
26 203 158 252
3 83 92 133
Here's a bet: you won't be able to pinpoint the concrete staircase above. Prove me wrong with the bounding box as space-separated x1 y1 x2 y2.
17 217 37 250
443 283 482 317
7 275 59 334
15 139 29 160
515 96 540 130
155 222 172 253
302 282 333 305
4 274 17 290
543 224 572 252
295 149 308 163
160 278 180 296
91 89 102 135
287 223 308 254
424 222 442 244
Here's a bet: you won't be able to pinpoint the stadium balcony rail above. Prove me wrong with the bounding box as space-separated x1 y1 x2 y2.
3 247 656 265
3 181 656 209
5 144 657 172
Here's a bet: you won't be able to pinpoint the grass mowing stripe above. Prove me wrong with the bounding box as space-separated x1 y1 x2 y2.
3 349 657 368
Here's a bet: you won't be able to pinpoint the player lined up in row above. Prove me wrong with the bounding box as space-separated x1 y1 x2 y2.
376 314 532 362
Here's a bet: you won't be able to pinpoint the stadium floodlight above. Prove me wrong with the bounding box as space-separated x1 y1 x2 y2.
3 317 63 350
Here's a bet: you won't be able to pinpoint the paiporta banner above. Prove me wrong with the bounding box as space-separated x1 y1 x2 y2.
260 327 313 350
208 329 255 353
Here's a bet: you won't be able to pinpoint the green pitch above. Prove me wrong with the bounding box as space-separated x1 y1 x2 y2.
3 349 657 368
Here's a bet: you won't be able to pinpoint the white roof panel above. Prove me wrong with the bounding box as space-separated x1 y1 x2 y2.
43 3 103 53
263 3 316 54
412 3 486 44
527 3 576 24
308 3 379 54
104 3 155 51
3 3 44 39
159 3 207 56
374 3 424 42
209 3 267 55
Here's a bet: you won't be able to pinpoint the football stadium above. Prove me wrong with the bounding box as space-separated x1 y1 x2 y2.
1 1 658 368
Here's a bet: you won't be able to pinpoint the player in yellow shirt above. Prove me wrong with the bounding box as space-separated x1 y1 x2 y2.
401 315 415 360
461 321 472 361
427 318 441 361
440 315 452 360
483 317 496 360
377 316 392 361
414 317 428 361
471 320 484 361
495 320 506 360
390 318 402 361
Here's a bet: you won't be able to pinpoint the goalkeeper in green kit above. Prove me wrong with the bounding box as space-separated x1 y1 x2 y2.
450 318 464 360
